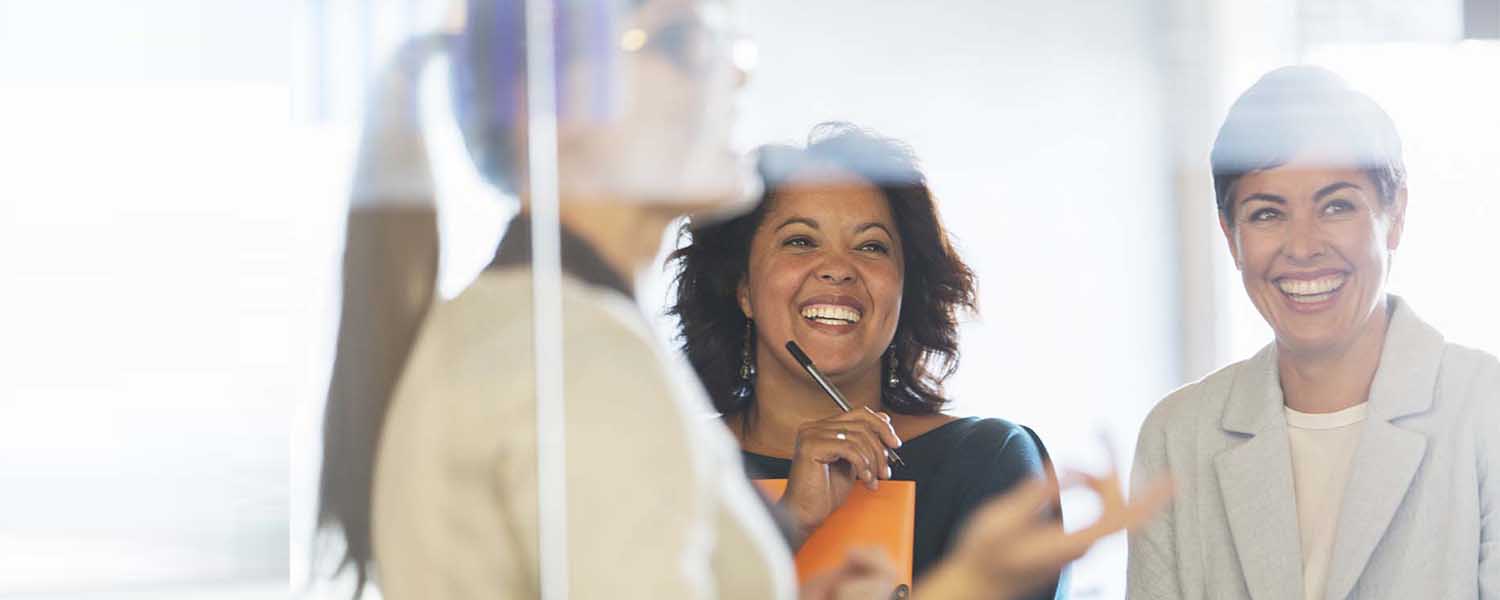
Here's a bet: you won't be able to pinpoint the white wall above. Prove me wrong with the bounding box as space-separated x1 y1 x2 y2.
0 1 303 596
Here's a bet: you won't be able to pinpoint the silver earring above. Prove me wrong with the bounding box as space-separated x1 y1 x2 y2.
731 320 755 401
886 346 900 388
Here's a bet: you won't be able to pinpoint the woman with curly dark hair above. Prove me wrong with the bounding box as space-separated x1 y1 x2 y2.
670 122 1063 595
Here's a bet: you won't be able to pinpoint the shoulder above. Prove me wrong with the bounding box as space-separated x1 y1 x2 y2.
955 417 1040 450
1438 341 1500 387
945 417 1047 474
456 270 664 379
399 270 695 441
1436 341 1500 420
1138 355 1245 439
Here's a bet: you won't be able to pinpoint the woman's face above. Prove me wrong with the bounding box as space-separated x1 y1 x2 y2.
738 168 905 385
1221 155 1406 356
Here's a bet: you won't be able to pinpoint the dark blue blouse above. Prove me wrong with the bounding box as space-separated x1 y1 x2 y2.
741 416 1064 599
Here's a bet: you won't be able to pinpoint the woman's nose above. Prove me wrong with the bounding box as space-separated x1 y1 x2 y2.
817 260 856 284
1283 218 1328 262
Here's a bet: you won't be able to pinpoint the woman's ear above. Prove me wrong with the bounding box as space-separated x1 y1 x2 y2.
1218 213 1242 270
737 278 753 319
1386 187 1408 252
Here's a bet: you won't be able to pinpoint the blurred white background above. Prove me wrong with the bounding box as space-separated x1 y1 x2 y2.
0 0 1496 598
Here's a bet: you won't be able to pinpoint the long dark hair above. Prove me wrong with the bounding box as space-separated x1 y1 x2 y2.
316 0 540 593
316 34 446 596
669 122 977 418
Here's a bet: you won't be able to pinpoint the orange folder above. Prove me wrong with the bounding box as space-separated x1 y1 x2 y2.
753 479 916 590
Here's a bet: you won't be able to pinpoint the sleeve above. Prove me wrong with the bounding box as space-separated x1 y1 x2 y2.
1126 408 1182 600
954 422 1062 600
560 331 717 599
1479 361 1500 598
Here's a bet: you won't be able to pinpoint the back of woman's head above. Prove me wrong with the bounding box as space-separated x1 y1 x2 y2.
1211 65 1406 224
670 122 977 418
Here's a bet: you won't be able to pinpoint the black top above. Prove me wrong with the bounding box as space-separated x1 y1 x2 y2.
741 416 1064 599
489 213 633 297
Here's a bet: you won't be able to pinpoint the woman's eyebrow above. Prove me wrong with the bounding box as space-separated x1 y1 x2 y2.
855 222 894 237
1314 181 1361 200
1242 193 1286 205
774 217 819 232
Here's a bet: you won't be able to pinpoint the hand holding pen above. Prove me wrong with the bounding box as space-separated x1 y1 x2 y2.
786 341 907 468
775 341 906 549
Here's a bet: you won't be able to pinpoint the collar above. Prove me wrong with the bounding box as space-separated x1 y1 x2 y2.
488 213 634 299
1221 295 1443 434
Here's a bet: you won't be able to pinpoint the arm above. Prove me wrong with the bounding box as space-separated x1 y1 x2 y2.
918 466 1172 600
562 335 717 598
1126 411 1181 600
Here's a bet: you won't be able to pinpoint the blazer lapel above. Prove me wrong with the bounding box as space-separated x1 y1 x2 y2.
1322 297 1439 600
1215 345 1305 600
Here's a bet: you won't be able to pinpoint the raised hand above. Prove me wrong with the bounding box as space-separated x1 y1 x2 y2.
918 468 1172 600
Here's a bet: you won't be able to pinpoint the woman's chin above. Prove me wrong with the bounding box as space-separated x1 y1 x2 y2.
795 351 870 383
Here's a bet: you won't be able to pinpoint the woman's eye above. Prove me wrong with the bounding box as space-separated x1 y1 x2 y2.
1248 208 1282 223
782 236 814 248
1323 199 1355 215
858 241 890 254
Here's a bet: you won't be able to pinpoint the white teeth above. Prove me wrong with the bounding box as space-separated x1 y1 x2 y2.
800 304 861 324
1277 274 1345 299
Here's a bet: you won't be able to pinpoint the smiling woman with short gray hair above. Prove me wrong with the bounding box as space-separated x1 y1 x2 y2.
1126 65 1500 600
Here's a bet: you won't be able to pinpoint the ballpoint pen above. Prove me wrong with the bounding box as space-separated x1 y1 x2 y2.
785 340 907 468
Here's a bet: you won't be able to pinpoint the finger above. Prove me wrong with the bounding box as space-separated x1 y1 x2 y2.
798 568 840 600
810 435 876 484
826 427 882 482
961 477 1056 542
818 409 902 452
841 546 897 578
845 427 890 481
797 425 872 478
860 406 903 449
1003 524 1097 571
1060 469 1127 516
839 430 883 489
833 547 899 600
799 547 897 600
1121 475 1174 528
1067 473 1173 544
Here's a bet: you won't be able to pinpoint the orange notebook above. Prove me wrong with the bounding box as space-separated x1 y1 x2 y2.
753 479 916 590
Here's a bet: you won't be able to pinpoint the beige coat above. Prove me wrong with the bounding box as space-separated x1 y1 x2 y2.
372 269 795 599
1128 297 1500 599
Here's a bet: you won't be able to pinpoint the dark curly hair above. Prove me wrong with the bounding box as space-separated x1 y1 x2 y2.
669 122 977 418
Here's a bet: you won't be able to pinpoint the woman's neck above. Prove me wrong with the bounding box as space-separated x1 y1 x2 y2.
1276 298 1392 414
736 345 884 457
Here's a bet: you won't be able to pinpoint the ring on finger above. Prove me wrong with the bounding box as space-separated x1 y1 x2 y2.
835 429 848 441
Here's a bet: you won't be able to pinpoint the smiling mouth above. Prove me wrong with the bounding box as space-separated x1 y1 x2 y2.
1276 273 1346 303
800 304 862 326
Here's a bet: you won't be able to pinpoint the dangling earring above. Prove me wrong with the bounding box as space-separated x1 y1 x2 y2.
886 345 900 388
731 320 756 401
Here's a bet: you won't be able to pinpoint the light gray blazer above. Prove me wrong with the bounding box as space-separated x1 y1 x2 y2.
1127 297 1500 599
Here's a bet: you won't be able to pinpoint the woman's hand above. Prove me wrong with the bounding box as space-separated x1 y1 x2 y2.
918 469 1172 600
779 406 903 548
